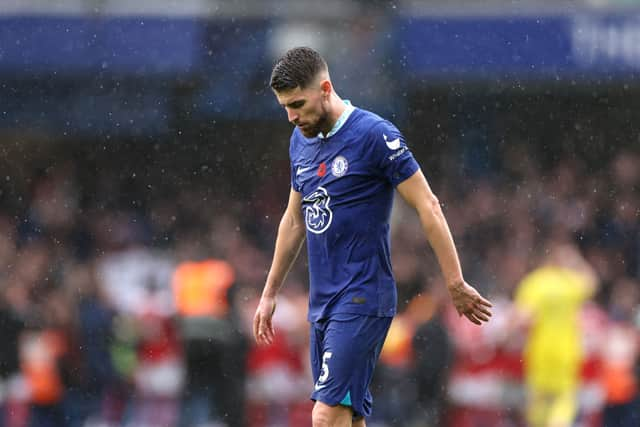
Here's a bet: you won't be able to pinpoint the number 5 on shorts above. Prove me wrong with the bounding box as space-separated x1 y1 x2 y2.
316 351 333 389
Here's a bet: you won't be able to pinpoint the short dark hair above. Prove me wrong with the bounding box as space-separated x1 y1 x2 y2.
270 47 328 92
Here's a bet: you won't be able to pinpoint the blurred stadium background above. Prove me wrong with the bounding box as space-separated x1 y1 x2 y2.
0 0 639 426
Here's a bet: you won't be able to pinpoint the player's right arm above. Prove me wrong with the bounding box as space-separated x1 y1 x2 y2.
253 187 306 345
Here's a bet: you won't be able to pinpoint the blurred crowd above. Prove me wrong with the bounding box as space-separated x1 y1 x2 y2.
0 131 637 427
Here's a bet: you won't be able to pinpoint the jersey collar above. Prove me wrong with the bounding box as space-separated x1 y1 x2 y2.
318 100 354 139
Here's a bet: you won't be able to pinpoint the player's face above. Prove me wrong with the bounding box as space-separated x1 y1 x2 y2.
274 85 329 138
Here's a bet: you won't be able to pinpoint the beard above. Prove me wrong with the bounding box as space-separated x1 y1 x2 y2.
299 125 319 138
299 110 330 138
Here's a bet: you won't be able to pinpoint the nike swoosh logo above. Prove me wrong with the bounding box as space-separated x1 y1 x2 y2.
297 166 312 176
314 383 328 391
383 134 401 150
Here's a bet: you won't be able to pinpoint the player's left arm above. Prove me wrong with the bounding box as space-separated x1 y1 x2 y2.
397 169 492 325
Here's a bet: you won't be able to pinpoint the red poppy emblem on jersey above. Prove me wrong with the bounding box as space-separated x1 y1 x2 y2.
317 162 327 177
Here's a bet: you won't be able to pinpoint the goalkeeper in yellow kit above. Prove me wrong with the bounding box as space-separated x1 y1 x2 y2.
513 241 598 427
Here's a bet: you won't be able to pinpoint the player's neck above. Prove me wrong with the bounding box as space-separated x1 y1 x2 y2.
322 94 347 136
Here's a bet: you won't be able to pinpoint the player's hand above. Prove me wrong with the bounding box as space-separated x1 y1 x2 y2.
253 295 277 345
447 280 492 325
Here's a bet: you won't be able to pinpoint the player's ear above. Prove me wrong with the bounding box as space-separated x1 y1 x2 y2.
320 80 332 98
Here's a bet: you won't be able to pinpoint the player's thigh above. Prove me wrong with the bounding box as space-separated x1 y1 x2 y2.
312 401 352 427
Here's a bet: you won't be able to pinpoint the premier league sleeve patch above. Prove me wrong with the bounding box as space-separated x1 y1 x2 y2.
369 121 419 187
331 156 349 177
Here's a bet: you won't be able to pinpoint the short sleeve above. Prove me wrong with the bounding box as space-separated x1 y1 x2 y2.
367 120 420 187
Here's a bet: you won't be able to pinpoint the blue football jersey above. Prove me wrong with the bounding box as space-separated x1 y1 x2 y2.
289 107 420 322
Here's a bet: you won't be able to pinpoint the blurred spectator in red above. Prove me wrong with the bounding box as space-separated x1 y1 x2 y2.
445 294 522 427
244 286 311 427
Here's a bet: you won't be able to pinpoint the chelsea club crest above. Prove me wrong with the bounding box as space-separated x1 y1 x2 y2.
331 156 348 177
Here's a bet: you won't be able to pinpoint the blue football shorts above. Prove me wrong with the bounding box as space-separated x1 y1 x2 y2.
309 314 392 418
